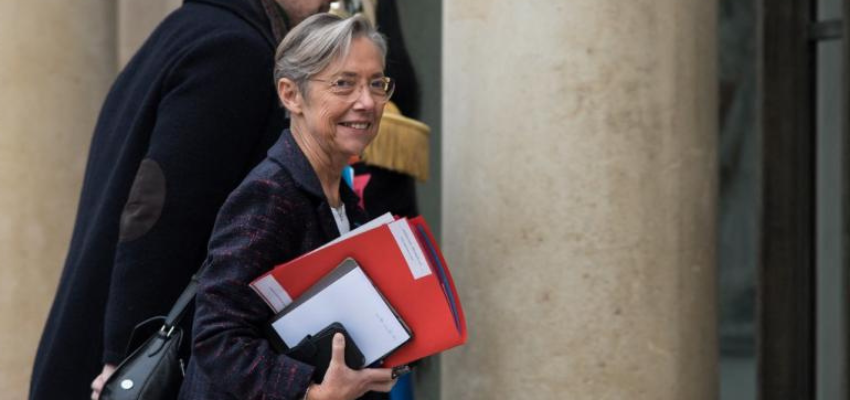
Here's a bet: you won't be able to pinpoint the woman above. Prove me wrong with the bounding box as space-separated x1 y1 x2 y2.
179 13 397 400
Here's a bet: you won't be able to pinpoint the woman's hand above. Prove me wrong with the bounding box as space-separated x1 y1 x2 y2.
90 363 117 400
307 333 397 400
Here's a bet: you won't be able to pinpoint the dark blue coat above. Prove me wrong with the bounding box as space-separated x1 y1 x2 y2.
29 1 286 398
179 130 383 399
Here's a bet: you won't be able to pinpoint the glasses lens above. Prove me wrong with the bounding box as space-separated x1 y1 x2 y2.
319 77 394 102
364 77 394 102
382 77 395 101
330 78 356 95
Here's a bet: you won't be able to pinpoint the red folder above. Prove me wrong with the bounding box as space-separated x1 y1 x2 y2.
250 217 467 367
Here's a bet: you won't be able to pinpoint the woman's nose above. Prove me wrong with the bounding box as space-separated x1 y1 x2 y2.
352 84 376 109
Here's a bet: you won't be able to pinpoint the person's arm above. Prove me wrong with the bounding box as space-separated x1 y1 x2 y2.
193 176 397 399
190 175 315 398
101 31 280 365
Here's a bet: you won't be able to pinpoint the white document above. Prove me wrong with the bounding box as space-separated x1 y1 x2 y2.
315 212 396 251
270 258 411 365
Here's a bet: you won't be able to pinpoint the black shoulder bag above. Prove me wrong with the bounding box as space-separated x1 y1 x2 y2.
99 275 198 400
99 269 370 399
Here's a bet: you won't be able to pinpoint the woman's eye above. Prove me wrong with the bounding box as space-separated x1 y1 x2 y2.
369 80 386 91
333 79 356 89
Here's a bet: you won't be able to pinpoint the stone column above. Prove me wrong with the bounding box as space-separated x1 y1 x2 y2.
441 1 717 399
0 0 116 396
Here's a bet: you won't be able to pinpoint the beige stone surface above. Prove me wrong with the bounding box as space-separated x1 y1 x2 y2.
0 0 116 396
441 0 717 399
118 0 180 68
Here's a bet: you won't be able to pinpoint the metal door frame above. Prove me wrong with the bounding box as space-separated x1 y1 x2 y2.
759 0 849 397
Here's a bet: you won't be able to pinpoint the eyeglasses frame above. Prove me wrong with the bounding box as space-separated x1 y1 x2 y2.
308 76 395 103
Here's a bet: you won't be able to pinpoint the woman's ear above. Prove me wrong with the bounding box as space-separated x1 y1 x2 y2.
277 78 303 115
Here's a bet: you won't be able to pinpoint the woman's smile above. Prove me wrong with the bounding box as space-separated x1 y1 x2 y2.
339 121 371 130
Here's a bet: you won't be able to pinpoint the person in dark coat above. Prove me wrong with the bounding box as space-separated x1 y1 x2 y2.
179 14 397 400
28 1 332 399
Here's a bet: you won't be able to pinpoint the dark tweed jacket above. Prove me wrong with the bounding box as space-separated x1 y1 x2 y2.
179 130 386 400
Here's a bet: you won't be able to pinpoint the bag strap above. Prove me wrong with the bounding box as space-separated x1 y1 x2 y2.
161 274 200 335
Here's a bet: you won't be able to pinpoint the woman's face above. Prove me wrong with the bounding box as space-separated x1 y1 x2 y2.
295 37 386 161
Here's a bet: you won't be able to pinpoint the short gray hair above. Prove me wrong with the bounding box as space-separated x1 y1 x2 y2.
274 13 387 95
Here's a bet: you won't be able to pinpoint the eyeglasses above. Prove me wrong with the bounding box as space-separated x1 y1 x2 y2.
309 76 395 103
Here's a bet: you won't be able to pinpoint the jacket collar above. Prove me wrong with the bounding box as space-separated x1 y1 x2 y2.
267 130 361 209
268 130 365 239
187 0 280 48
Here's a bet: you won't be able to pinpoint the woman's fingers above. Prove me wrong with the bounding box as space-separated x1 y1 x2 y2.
329 333 346 366
320 342 400 399
359 368 396 393
367 378 398 393
362 367 394 382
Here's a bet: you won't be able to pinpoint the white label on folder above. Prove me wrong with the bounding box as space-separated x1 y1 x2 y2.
389 219 432 280
251 275 293 312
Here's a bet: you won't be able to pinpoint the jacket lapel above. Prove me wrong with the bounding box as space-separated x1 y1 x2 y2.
315 201 341 241
268 130 368 241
